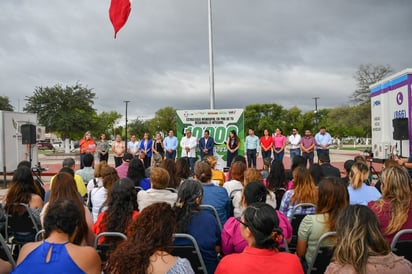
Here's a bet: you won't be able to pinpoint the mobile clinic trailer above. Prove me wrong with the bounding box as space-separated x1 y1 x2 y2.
370 68 412 160
0 111 38 181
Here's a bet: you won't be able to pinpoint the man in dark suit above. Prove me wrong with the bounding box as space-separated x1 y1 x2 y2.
199 130 214 160
319 153 341 178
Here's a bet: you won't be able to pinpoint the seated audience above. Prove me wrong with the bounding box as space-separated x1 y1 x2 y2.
127 158 150 190
4 166 43 243
176 157 192 184
195 161 230 225
12 199 101 274
223 161 247 197
49 158 87 198
137 167 178 211
88 166 119 222
368 165 412 243
160 159 180 189
325 205 412 274
348 162 381 205
106 202 194 274
232 168 276 217
93 178 139 242
266 159 287 209
86 160 108 192
319 153 341 178
222 182 292 255
341 159 354 186
115 153 133 179
279 166 317 219
41 172 94 246
205 156 226 186
297 177 349 269
174 179 220 274
215 203 303 274
75 153 95 185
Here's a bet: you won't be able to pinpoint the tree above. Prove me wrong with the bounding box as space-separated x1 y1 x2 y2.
24 83 96 139
351 64 393 105
151 106 177 134
0 96 13 111
92 111 122 138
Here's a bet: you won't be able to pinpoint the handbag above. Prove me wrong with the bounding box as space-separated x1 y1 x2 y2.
140 153 146 159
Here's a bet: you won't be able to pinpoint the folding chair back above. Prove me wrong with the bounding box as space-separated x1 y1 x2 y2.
0 233 15 269
94 232 127 262
391 229 412 263
171 233 207 274
307 231 336 274
5 203 39 244
199 204 222 231
35 229 45 241
289 203 316 252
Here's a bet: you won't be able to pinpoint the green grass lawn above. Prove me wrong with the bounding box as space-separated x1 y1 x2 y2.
340 146 371 151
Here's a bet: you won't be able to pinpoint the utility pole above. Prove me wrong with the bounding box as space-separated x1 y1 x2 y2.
313 97 320 132
208 0 215 109
123 100 130 148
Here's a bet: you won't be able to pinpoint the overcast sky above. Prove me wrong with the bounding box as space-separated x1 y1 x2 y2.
1 0 411 120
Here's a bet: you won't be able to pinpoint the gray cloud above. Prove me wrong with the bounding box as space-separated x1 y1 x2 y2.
1 0 411 120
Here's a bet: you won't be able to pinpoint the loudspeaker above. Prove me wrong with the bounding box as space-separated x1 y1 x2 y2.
393 118 409 140
21 124 36 144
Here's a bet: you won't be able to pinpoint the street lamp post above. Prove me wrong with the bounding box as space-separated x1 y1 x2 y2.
208 0 215 109
124 100 130 147
313 97 319 132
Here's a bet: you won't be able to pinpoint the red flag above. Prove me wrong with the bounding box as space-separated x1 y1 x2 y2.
109 0 131 38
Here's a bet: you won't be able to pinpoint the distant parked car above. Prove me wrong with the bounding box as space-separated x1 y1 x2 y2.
37 141 54 150
52 141 62 149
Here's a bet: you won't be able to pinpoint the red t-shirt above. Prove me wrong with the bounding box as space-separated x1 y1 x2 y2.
92 210 139 243
215 246 303 274
260 136 273 151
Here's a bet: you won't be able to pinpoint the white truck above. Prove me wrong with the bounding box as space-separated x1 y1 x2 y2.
370 68 412 160
0 111 39 176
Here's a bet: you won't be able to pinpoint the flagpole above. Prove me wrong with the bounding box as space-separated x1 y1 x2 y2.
208 0 215 110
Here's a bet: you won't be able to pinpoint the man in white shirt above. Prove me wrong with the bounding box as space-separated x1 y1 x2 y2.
288 128 301 168
127 134 140 158
180 129 197 174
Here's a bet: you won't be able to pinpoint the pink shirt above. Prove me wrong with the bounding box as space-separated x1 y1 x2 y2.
272 135 286 148
221 211 292 255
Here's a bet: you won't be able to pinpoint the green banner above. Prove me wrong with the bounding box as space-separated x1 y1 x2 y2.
176 109 244 170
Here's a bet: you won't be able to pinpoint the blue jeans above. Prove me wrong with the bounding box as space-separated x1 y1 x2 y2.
166 150 176 160
273 148 284 161
183 157 196 175
302 152 314 167
247 149 257 168
289 149 301 167
261 150 271 160
317 149 329 159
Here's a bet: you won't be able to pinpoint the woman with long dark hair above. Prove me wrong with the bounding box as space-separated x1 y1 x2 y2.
4 166 43 242
216 203 303 273
89 166 118 222
92 178 139 243
297 177 349 268
279 166 317 219
40 172 94 246
106 202 194 274
174 179 221 274
325 205 412 274
160 158 180 189
127 158 150 190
